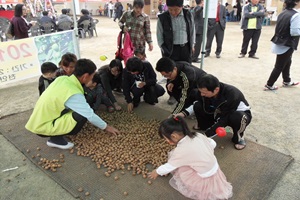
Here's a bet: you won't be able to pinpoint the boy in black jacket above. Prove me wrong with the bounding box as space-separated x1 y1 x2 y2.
38 62 58 95
122 57 165 113
156 57 206 114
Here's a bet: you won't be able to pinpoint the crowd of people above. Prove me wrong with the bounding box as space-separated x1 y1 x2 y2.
20 0 300 199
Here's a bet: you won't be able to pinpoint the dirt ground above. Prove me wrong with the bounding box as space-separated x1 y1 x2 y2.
1 16 300 200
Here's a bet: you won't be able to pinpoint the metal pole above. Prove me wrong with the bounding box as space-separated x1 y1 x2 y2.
72 0 80 58
200 0 210 70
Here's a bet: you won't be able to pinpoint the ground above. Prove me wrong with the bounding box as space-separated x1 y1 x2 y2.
0 16 300 199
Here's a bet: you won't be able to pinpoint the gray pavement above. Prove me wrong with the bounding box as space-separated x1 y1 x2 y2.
1 16 300 199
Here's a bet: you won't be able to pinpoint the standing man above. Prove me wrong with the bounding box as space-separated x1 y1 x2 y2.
238 0 264 59
114 0 123 22
175 74 252 150
25 59 119 150
204 0 226 58
156 0 195 63
264 0 300 91
191 0 204 63
118 0 153 56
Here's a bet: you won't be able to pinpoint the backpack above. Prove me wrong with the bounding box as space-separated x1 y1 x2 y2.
5 21 14 39
115 30 134 65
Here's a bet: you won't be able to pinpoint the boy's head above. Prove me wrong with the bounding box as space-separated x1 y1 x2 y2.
133 0 144 16
74 59 97 85
109 59 123 77
126 57 143 74
156 57 177 80
134 49 146 60
60 53 77 76
166 0 183 17
62 9 67 14
197 74 220 98
85 72 101 89
41 62 58 80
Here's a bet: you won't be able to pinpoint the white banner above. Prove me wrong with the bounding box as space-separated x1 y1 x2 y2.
0 30 79 86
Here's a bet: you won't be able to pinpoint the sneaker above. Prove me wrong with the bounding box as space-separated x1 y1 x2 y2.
264 84 278 91
238 54 245 58
47 140 74 150
282 81 299 87
216 54 221 58
204 54 210 58
249 55 259 59
167 96 177 105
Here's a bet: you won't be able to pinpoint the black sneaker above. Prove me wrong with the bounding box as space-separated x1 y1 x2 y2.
264 84 278 91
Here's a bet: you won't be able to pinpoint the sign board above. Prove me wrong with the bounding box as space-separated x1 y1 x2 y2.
0 30 78 86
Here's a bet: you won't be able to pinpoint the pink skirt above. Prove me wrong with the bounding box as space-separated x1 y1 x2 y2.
169 166 233 200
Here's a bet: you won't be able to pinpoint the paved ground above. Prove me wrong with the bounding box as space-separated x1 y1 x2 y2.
1 16 300 199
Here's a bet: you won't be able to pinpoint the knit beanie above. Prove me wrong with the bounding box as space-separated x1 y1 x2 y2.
166 0 184 7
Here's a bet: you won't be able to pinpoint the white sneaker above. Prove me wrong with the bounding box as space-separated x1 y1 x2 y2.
47 140 74 150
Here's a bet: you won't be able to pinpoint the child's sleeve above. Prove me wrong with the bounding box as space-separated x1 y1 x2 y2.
207 138 217 149
156 163 176 176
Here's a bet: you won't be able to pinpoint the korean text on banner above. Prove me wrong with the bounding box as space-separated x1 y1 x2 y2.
0 38 40 85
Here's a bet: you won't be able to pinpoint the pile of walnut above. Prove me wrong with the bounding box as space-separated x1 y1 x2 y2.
69 111 174 178
37 153 64 172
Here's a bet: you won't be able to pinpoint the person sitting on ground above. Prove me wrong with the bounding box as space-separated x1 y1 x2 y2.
56 53 77 76
38 62 58 96
57 8 73 31
174 74 252 150
148 116 233 200
39 10 56 32
98 59 123 111
155 57 206 114
123 57 165 113
25 59 120 150
84 72 115 113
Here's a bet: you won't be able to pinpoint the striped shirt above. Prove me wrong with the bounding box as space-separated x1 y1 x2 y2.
157 10 188 46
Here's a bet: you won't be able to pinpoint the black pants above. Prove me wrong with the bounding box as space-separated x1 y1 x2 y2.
131 84 165 106
240 29 261 56
266 48 294 86
169 43 191 63
194 101 252 144
38 111 87 144
205 23 224 55
192 33 203 61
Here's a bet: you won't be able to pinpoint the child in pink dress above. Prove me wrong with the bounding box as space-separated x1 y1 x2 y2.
149 116 233 200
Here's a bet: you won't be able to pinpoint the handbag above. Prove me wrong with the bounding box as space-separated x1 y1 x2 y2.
5 22 14 39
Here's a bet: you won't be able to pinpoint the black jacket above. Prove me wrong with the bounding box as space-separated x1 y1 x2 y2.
158 8 194 57
169 61 206 114
271 9 299 50
184 82 250 135
122 61 157 103
98 65 122 103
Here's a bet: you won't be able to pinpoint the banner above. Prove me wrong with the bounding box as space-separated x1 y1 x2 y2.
0 30 78 86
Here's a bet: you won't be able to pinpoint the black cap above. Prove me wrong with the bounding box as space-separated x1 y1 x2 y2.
166 0 184 7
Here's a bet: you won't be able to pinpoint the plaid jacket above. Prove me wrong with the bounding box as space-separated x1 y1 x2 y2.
119 10 152 53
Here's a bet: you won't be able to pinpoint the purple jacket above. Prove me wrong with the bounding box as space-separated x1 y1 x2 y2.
11 16 32 39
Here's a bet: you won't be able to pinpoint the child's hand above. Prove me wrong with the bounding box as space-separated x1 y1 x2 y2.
114 102 122 111
127 103 134 113
148 170 159 180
